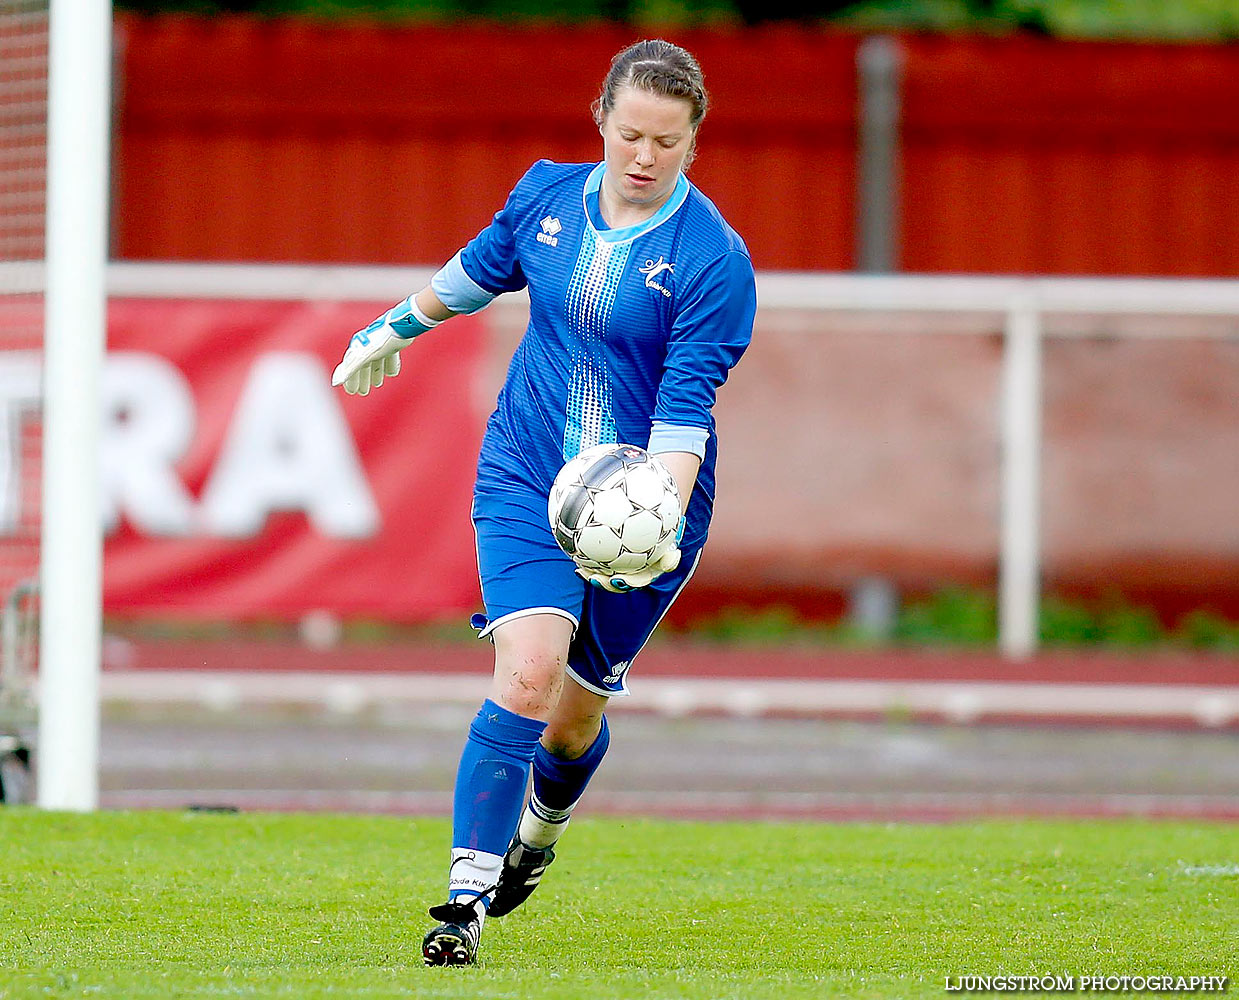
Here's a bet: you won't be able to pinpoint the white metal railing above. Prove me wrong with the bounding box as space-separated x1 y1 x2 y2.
754 273 1239 657
17 262 1239 657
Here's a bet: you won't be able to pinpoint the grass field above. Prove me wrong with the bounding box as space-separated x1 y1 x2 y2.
0 811 1234 999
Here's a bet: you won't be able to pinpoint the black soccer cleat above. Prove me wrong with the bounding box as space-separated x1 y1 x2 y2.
486 838 556 918
422 900 482 966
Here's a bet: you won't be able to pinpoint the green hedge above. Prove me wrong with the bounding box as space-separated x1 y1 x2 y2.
115 0 1239 41
669 587 1239 652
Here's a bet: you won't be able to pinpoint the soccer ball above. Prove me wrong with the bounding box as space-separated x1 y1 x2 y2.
548 444 682 576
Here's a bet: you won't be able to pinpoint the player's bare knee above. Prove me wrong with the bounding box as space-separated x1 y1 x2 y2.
539 677 608 756
494 644 565 687
504 677 563 718
543 712 604 759
491 650 565 718
488 615 573 718
541 729 590 760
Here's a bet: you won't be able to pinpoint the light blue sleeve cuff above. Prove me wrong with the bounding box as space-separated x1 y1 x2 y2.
648 421 709 460
431 251 498 316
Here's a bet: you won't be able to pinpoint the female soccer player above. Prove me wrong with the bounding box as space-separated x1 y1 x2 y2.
333 38 756 966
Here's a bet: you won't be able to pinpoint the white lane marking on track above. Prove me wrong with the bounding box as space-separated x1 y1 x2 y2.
100 787 1239 820
97 672 1239 726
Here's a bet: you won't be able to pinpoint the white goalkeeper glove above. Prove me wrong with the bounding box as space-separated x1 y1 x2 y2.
576 517 685 594
331 295 441 396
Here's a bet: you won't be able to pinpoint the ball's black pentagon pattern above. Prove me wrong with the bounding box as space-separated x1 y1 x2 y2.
548 444 681 576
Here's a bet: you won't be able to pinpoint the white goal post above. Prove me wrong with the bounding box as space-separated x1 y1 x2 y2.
107 263 1239 661
36 0 111 811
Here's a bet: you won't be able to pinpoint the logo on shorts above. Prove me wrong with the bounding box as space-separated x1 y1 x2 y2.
603 661 632 686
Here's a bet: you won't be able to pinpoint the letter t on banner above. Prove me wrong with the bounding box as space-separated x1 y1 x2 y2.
38 0 112 811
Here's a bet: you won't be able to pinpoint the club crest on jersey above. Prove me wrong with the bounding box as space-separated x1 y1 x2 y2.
639 256 674 298
537 215 562 247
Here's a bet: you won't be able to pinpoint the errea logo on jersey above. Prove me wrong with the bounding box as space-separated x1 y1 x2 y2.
537 216 562 247
639 256 674 298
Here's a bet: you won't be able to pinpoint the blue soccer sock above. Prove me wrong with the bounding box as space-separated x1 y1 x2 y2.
517 715 610 849
448 699 547 907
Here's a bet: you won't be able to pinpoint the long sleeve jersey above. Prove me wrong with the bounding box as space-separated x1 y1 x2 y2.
437 159 756 549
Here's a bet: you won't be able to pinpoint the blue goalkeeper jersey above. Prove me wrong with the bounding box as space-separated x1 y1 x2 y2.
438 159 756 549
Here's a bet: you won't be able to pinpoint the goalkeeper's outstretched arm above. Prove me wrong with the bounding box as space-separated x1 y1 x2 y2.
333 243 508 396
331 286 456 396
415 287 456 324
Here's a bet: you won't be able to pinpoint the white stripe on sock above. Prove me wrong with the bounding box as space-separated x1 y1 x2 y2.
519 794 574 849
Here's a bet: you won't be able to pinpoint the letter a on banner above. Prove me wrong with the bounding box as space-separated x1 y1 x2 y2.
199 352 379 538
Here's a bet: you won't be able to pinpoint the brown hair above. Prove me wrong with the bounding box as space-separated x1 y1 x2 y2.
592 39 709 132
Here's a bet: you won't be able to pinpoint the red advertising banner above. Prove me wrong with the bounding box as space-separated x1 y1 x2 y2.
11 291 1231 625
103 299 487 619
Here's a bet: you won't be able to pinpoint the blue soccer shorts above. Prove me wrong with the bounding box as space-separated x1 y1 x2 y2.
470 482 700 697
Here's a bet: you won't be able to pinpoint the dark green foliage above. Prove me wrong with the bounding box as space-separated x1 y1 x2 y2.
1174 609 1239 653
892 586 997 647
112 0 1239 39
668 588 1239 652
1038 594 1103 646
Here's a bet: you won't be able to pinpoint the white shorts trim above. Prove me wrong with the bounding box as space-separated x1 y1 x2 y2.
564 549 703 699
564 665 625 699
476 606 580 640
